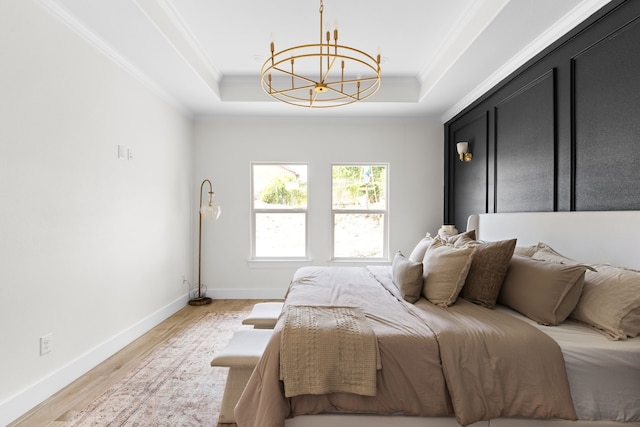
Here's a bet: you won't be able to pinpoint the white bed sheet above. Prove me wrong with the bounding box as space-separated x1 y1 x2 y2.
496 305 640 422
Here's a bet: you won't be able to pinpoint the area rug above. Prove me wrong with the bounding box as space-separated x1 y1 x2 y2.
65 311 249 427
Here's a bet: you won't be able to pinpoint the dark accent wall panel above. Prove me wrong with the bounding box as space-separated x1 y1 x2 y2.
451 114 488 230
443 0 640 224
495 72 556 213
573 18 640 210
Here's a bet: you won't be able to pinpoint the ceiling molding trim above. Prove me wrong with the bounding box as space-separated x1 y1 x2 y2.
418 0 510 102
441 0 613 122
35 0 192 117
135 0 222 99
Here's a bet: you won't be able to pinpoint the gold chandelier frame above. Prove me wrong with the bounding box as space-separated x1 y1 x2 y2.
261 0 381 108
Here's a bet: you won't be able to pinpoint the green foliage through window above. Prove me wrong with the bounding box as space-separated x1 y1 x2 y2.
332 165 386 209
261 175 307 207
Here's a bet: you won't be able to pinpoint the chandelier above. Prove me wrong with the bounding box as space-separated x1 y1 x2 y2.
260 0 381 108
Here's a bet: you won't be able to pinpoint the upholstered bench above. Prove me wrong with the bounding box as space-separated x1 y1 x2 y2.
242 301 284 329
210 329 273 423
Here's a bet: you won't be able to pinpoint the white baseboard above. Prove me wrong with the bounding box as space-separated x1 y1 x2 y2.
207 288 287 300
1 294 189 426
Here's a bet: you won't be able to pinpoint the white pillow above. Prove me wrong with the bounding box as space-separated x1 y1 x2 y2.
408 235 434 263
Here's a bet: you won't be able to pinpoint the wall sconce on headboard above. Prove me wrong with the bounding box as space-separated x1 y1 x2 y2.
456 142 472 162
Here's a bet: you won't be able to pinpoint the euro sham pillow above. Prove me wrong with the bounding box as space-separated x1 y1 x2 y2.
392 251 424 303
422 244 476 307
499 255 587 326
460 239 517 308
571 264 640 340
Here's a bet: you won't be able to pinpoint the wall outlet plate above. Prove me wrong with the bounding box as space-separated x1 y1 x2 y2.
40 334 52 355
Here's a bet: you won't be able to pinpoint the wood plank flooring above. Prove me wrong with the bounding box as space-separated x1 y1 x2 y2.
9 299 276 427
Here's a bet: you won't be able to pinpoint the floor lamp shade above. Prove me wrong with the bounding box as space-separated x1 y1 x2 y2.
189 179 220 306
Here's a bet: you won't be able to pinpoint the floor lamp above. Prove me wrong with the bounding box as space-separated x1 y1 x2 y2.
189 179 221 306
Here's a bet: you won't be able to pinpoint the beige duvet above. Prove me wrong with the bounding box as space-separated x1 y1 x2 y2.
234 266 576 427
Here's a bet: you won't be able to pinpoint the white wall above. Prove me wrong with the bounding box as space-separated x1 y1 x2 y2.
0 2 193 423
193 117 444 299
0 3 444 423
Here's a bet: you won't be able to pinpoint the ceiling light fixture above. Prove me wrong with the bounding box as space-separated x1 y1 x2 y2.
261 0 381 108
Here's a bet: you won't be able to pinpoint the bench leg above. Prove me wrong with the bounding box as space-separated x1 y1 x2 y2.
218 367 254 423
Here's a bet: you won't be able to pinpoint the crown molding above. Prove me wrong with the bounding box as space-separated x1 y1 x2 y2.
35 0 191 117
441 0 613 122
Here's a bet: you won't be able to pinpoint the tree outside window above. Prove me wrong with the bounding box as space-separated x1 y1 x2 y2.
332 165 388 259
251 164 308 258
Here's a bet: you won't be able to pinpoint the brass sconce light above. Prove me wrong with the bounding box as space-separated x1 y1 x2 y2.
189 179 221 306
456 142 472 162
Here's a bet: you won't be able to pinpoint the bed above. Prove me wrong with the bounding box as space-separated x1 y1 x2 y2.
235 211 640 427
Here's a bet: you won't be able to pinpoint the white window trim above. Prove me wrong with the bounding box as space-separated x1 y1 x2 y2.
330 163 389 262
250 162 309 262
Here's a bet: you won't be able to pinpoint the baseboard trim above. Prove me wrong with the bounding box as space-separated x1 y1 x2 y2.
208 288 287 300
1 294 189 426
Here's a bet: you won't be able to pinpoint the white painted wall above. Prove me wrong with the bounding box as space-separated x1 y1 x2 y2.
193 117 444 299
0 2 193 424
0 3 444 423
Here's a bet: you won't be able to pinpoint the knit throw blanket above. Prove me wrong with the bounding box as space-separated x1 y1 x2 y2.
280 305 380 398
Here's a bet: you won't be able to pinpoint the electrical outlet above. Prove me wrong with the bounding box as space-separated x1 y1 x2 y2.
40 334 53 356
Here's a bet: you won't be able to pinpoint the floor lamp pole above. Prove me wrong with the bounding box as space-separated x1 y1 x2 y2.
189 179 219 306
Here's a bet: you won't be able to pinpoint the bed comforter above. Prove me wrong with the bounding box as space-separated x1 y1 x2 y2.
234 266 577 427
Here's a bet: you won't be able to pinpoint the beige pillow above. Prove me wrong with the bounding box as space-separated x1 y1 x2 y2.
571 264 640 340
499 255 586 326
460 239 517 308
446 229 476 247
514 245 537 257
392 251 424 303
531 243 577 264
408 236 434 263
422 244 476 307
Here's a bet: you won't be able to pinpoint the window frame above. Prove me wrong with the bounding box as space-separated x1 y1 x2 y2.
250 162 309 262
330 163 389 262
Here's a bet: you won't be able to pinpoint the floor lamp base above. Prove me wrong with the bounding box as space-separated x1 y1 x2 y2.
188 296 212 306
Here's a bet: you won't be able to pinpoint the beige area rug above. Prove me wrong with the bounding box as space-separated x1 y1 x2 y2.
65 311 249 427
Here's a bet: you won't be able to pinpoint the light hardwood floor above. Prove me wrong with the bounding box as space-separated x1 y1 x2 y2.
9 299 276 427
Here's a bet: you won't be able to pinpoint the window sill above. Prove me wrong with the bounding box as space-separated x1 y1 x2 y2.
247 259 313 269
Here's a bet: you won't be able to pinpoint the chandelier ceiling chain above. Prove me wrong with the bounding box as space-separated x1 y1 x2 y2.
260 0 382 108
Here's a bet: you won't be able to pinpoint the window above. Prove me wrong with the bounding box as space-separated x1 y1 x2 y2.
251 163 308 259
332 164 388 259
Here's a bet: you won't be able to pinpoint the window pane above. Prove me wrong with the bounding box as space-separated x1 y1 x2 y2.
255 213 306 257
334 213 384 258
332 165 386 210
253 164 307 209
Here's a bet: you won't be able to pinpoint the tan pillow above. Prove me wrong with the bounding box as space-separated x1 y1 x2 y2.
392 251 424 303
460 239 517 308
499 255 586 326
422 244 476 307
532 243 597 272
571 264 640 340
408 236 434 263
514 245 537 257
446 229 476 247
